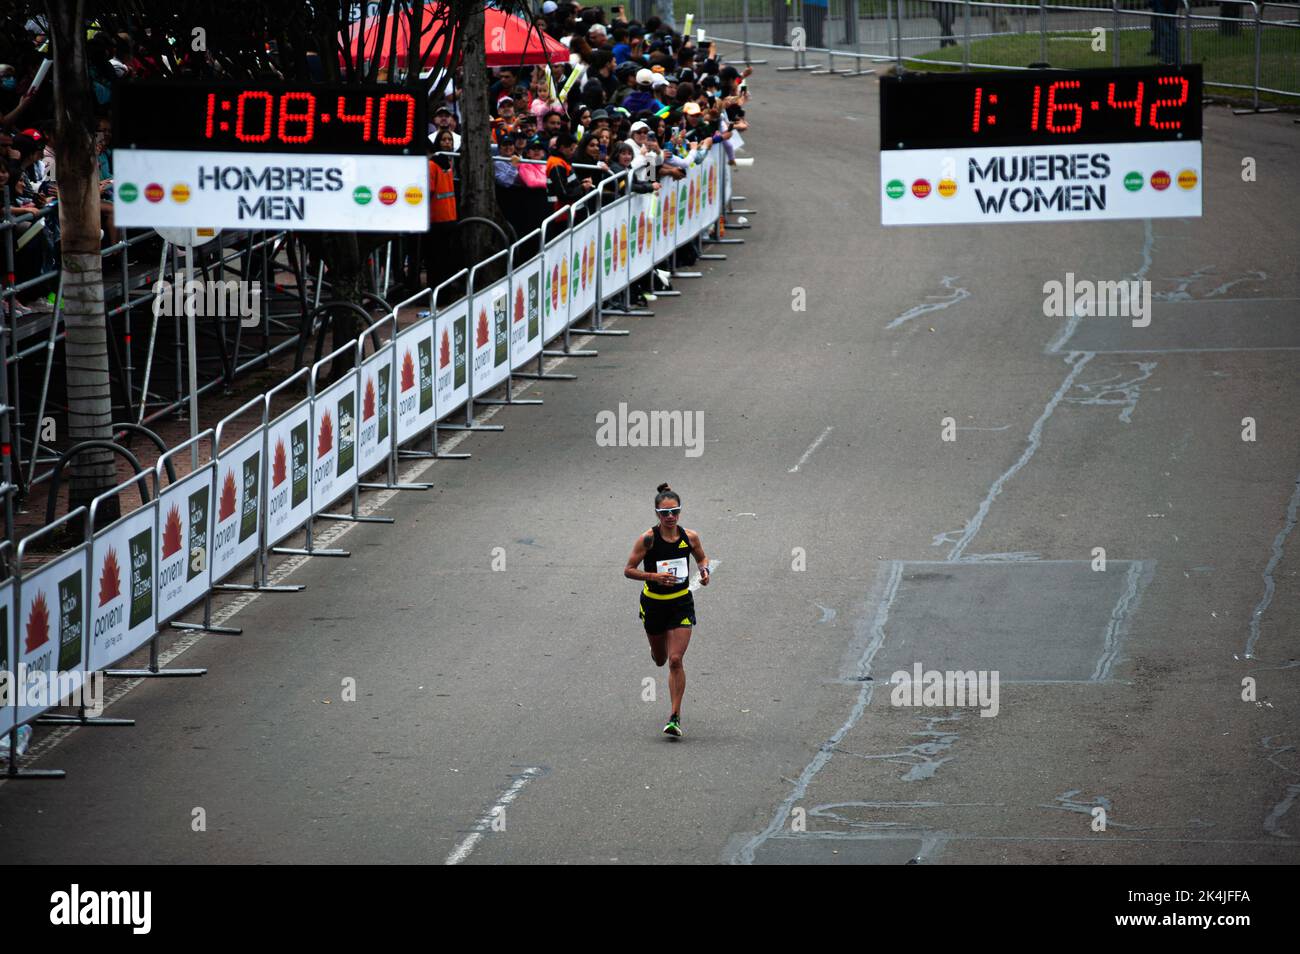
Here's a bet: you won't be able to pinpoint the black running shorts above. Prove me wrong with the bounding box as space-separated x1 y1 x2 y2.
639 592 697 634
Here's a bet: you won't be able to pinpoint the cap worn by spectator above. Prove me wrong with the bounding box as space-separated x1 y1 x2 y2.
542 0 557 12
635 68 655 86
682 102 701 115
629 120 650 133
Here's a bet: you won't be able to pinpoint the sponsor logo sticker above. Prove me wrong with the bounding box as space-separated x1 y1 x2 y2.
378 186 398 206
911 179 932 199
404 185 423 205
1176 168 1198 190
353 186 372 205
885 179 905 200
171 182 191 203
118 182 139 203
1150 170 1171 191
144 183 164 203
1123 171 1144 192
937 178 957 198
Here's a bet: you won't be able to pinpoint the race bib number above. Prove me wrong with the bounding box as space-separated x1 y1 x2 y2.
657 558 688 581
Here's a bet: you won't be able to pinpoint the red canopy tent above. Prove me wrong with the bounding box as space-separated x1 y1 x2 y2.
342 4 570 70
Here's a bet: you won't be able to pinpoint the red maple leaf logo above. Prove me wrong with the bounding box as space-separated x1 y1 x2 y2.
476 309 489 347
439 330 450 369
99 547 122 606
272 438 287 487
401 350 416 391
514 287 525 323
363 378 376 421
162 504 183 558
218 470 237 521
25 591 50 652
318 409 333 458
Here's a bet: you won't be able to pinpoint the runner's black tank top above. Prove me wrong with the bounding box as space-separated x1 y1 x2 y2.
642 525 693 596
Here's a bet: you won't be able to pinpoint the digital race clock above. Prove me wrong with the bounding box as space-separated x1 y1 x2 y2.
879 65 1203 225
881 65 1201 151
114 81 427 155
112 80 430 232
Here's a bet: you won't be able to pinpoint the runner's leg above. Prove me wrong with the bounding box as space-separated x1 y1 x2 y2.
666 626 692 716
646 631 668 666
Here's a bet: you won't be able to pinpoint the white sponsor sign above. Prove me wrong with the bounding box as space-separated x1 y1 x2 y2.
211 429 263 583
89 504 157 671
434 298 469 418
570 215 600 320
653 178 677 263
471 278 510 398
600 196 630 298
156 466 213 624
1 578 14 736
395 317 437 443
628 191 655 281
357 344 394 477
16 548 88 725
511 254 544 369
881 141 1202 225
312 371 359 511
265 399 313 548
542 234 570 342
113 150 428 232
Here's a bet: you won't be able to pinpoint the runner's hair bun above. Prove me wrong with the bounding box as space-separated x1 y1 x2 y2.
657 482 672 493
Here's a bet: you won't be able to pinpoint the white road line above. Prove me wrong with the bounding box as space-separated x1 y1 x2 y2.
1245 471 1300 660
944 352 1094 562
1048 218 1153 354
788 426 833 473
732 560 903 864
7 328 608 778
885 276 970 330
445 767 544 865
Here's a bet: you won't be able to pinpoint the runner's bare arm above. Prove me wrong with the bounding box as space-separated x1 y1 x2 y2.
687 530 710 584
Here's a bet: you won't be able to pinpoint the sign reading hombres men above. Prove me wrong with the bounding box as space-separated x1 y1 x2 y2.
879 66 1203 225
112 81 428 232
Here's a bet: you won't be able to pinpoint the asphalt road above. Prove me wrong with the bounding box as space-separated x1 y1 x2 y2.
3 69 1298 865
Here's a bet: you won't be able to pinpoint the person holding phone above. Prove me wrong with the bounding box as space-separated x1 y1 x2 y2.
624 483 710 738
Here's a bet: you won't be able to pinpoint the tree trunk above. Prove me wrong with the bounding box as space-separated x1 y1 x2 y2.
48 0 117 526
457 1 506 269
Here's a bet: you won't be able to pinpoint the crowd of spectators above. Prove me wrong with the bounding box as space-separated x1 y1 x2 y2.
424 1 752 305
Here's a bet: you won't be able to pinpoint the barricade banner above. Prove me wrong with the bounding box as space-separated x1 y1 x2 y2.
600 194 631 298
1 578 14 736
434 297 470 418
156 464 213 624
88 501 157 671
569 214 600 320
211 428 263 584
16 546 88 726
510 251 544 369
311 370 360 511
394 316 437 443
471 276 511 398
542 231 570 342
357 343 395 477
628 191 655 281
264 398 313 548
653 175 677 263
705 144 721 224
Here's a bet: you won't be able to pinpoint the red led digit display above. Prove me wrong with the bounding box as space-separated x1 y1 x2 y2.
881 65 1201 150
114 81 427 155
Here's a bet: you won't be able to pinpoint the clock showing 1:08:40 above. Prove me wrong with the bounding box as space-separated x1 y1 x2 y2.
114 81 428 156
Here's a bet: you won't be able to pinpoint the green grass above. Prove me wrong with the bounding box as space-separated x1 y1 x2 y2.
911 28 1299 107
